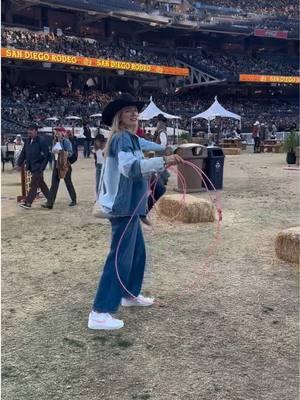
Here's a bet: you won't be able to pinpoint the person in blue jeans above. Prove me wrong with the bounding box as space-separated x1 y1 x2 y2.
88 93 181 330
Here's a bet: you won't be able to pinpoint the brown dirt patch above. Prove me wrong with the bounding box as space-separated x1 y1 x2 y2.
2 153 299 400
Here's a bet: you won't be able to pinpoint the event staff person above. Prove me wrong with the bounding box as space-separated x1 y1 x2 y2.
42 128 77 209
252 121 261 153
88 93 181 330
154 114 168 147
83 124 92 158
17 124 50 210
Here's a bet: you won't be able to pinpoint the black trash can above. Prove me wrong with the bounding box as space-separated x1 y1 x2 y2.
202 146 225 190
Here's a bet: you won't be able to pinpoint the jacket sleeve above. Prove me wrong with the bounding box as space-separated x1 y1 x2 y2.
138 137 165 152
17 143 26 167
116 133 165 179
63 139 73 156
40 140 50 171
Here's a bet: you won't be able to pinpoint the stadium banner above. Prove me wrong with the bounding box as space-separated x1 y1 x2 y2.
254 29 288 40
239 74 300 84
1 48 189 77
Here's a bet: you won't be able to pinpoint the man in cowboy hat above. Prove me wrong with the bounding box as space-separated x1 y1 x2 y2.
252 121 261 153
17 124 50 209
154 114 168 147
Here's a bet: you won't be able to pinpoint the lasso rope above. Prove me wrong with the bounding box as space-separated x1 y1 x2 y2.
114 155 223 306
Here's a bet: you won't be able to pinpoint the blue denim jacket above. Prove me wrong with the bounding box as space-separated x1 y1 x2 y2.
99 132 165 217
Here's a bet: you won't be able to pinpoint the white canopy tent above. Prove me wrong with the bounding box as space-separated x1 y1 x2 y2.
191 97 241 134
139 97 180 121
139 97 181 143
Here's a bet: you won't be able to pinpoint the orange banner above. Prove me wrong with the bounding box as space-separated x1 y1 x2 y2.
239 74 300 84
1 48 189 77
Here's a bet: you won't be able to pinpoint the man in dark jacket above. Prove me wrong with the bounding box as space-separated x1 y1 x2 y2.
17 124 50 209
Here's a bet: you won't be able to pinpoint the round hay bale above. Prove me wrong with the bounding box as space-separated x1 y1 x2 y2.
158 194 215 223
223 148 241 155
275 227 300 265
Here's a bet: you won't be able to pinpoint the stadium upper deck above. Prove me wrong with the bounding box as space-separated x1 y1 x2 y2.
2 0 299 38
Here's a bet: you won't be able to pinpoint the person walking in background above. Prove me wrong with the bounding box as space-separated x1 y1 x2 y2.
42 128 77 209
83 123 92 158
272 122 277 137
17 124 50 209
252 121 261 153
154 114 168 147
136 121 145 138
260 123 266 146
13 134 24 167
93 134 106 196
66 129 78 166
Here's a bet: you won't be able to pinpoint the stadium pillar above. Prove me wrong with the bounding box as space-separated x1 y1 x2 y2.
74 14 84 34
104 20 112 39
41 7 49 28
4 1 13 23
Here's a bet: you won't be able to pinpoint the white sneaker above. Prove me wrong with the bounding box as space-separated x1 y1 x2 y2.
88 311 124 330
121 295 154 307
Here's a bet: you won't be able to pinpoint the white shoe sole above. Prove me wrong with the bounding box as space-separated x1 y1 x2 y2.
19 204 31 209
88 320 124 330
121 300 154 307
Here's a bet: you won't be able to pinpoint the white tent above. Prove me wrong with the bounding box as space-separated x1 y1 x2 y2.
191 96 241 133
192 97 241 122
139 97 180 121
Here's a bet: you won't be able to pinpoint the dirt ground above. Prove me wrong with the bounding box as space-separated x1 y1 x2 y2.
1 151 299 400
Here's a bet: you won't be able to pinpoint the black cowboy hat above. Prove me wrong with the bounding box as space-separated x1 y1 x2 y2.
157 113 167 123
94 133 106 142
102 93 145 127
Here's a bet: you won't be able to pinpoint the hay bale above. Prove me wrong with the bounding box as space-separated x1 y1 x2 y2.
223 148 241 155
275 227 300 265
158 194 215 223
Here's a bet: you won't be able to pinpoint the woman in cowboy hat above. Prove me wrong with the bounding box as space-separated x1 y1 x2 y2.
89 93 180 330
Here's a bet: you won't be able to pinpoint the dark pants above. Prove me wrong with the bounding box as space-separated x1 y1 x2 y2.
93 216 146 313
147 174 167 213
83 140 91 158
254 137 261 153
26 171 50 205
95 164 102 195
47 162 76 206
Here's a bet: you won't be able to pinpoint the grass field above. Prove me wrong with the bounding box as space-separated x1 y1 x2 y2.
2 152 299 400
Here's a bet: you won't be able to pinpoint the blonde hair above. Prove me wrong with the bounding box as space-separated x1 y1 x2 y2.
104 109 137 157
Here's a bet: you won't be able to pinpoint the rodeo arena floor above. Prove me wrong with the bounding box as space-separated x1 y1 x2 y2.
1 147 299 400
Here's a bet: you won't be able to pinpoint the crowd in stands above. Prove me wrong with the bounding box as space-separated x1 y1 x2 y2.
1 28 174 66
2 27 299 79
190 0 298 18
146 0 298 20
2 83 298 134
180 51 298 78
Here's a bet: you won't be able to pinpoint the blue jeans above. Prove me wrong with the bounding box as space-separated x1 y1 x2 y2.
93 216 146 313
95 164 102 195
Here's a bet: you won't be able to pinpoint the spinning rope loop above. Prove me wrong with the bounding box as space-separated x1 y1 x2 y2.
114 154 223 306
